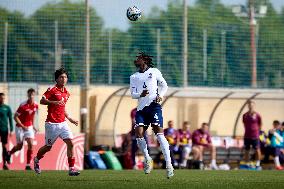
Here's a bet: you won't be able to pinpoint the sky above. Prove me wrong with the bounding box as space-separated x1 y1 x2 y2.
0 0 283 30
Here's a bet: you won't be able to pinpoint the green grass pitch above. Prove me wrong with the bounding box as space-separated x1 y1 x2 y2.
1 170 284 189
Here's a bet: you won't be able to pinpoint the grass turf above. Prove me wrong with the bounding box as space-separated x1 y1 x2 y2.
1 170 284 189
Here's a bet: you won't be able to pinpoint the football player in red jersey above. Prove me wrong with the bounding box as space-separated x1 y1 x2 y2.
6 88 38 170
33 68 79 176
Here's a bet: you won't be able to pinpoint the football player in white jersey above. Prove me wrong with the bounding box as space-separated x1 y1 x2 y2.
130 52 174 179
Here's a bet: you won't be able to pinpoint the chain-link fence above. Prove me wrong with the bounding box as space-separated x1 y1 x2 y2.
0 0 283 88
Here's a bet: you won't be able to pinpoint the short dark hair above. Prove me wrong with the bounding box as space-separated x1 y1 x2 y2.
273 120 280 125
137 52 154 68
0 93 4 97
282 122 284 126
248 100 255 104
54 67 68 81
202 122 209 127
183 121 190 125
27 88 35 94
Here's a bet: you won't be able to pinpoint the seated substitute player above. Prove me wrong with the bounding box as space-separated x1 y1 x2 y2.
33 68 80 176
164 120 179 167
130 52 174 179
268 120 284 170
192 123 218 170
178 121 192 168
6 88 38 170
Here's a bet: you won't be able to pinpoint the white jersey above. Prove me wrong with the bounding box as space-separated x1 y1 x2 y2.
130 67 168 111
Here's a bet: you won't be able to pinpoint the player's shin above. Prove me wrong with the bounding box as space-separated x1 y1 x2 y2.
136 137 151 161
27 149 33 165
68 157 75 168
156 133 172 167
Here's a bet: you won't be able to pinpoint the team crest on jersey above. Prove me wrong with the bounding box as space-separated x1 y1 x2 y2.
28 109 34 115
148 73 152 78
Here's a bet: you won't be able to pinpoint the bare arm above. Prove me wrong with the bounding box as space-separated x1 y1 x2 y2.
8 107 14 133
14 114 27 130
65 111 78 126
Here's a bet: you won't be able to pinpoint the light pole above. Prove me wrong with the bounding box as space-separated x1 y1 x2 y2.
232 0 267 88
182 0 188 88
83 0 90 151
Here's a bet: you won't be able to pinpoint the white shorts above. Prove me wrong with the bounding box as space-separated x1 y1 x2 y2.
45 121 73 146
16 126 35 144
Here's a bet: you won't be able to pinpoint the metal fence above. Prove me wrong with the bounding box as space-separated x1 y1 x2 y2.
0 0 283 88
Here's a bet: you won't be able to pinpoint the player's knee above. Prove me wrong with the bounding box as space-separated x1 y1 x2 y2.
45 145 52 152
18 143 23 150
136 133 144 138
66 141 74 149
135 128 144 138
27 144 33 150
184 147 191 154
192 147 199 154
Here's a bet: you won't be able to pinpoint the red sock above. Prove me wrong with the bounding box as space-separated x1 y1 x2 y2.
68 157 75 168
27 149 33 164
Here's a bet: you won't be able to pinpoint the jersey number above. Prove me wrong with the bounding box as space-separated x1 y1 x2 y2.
143 82 147 89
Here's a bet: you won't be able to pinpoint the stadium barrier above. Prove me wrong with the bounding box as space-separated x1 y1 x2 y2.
0 133 84 170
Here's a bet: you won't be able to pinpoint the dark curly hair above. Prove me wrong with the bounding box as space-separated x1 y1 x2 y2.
137 52 154 68
54 67 68 81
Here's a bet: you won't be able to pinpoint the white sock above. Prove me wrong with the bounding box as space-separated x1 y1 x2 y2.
274 156 280 167
136 138 151 161
211 159 216 165
256 160 261 166
181 147 191 166
156 133 171 167
182 160 187 167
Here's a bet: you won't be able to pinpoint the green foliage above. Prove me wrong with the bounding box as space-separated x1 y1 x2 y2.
0 0 283 88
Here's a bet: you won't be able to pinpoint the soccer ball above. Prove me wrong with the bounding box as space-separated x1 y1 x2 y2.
126 6 142 21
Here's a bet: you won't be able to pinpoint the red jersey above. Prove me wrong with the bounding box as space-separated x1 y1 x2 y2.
42 86 70 123
15 100 38 127
243 111 262 139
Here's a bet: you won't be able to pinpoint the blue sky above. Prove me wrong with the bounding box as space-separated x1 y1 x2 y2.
0 0 283 30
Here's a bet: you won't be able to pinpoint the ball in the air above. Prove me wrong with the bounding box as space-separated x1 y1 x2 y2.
126 6 142 21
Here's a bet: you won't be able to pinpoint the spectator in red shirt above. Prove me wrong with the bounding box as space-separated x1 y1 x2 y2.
242 100 262 169
33 68 80 176
6 88 38 170
192 122 218 170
